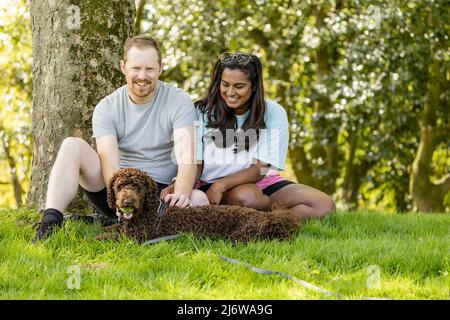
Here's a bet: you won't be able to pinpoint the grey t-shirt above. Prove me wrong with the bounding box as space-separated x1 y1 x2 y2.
92 81 197 184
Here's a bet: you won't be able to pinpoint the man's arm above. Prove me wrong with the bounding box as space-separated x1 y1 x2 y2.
95 135 120 187
160 163 202 201
167 125 197 206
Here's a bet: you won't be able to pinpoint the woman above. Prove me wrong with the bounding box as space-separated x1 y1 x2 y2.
165 52 335 219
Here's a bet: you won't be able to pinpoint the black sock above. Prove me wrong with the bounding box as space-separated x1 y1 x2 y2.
42 208 64 225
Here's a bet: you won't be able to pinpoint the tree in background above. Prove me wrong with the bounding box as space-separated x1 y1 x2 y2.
403 1 450 212
0 0 32 208
1 0 448 213
27 0 135 211
138 0 449 212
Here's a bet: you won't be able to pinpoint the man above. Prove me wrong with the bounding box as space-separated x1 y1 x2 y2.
33 35 207 242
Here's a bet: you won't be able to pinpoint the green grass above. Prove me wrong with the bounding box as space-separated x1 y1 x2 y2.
0 208 449 299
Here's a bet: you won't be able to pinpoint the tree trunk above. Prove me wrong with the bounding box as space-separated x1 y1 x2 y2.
409 60 450 212
341 129 359 207
28 0 135 211
134 0 146 35
0 128 23 207
309 5 339 195
341 126 379 209
276 84 315 188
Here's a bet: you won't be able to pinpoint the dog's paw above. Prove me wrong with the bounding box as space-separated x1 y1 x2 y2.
101 223 121 231
94 233 120 241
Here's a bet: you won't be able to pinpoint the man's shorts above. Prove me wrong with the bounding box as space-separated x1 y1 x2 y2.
81 182 169 218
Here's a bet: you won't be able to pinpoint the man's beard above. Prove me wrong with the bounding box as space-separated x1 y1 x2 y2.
130 80 153 98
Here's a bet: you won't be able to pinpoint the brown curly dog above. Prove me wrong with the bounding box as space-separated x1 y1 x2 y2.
98 168 301 243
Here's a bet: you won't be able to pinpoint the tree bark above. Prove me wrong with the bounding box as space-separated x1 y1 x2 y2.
409 59 450 212
28 0 135 211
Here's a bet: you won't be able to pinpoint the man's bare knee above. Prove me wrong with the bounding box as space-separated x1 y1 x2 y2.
59 137 88 159
56 137 102 190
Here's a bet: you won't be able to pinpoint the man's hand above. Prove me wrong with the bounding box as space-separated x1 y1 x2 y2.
160 183 175 200
164 193 191 208
206 181 226 205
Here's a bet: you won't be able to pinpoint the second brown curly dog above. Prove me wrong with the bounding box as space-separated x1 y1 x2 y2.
99 168 301 243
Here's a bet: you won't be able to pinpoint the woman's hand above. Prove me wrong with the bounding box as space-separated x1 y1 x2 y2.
206 180 227 205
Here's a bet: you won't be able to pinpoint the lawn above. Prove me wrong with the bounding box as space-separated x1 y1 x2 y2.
0 208 449 300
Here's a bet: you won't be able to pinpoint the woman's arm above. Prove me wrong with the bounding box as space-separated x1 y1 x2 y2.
206 160 270 204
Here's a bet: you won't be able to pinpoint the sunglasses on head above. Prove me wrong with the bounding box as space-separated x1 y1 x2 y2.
220 52 253 65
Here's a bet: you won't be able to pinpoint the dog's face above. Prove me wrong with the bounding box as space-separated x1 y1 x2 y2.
107 168 158 222
113 182 146 221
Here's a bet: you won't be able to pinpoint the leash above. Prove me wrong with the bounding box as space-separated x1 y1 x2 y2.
138 204 391 300
140 234 391 299
139 200 180 245
219 255 344 298
152 199 170 239
219 255 392 300
142 234 181 245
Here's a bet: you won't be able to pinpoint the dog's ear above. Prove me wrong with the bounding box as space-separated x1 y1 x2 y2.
140 172 158 213
107 171 118 209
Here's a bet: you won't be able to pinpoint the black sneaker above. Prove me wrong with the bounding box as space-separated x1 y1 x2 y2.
64 213 95 224
32 220 62 243
95 213 119 227
64 212 118 227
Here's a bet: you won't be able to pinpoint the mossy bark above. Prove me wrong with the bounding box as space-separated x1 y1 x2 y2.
28 0 135 211
409 60 450 212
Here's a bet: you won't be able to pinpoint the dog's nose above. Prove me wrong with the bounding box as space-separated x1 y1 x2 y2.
123 199 132 207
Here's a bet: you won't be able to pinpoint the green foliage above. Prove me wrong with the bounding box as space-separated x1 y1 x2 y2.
140 0 449 212
0 0 33 208
1 208 449 299
0 0 448 211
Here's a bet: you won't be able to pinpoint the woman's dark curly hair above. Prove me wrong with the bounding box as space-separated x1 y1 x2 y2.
195 53 266 152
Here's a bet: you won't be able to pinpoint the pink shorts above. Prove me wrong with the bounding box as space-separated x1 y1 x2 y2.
255 173 285 189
